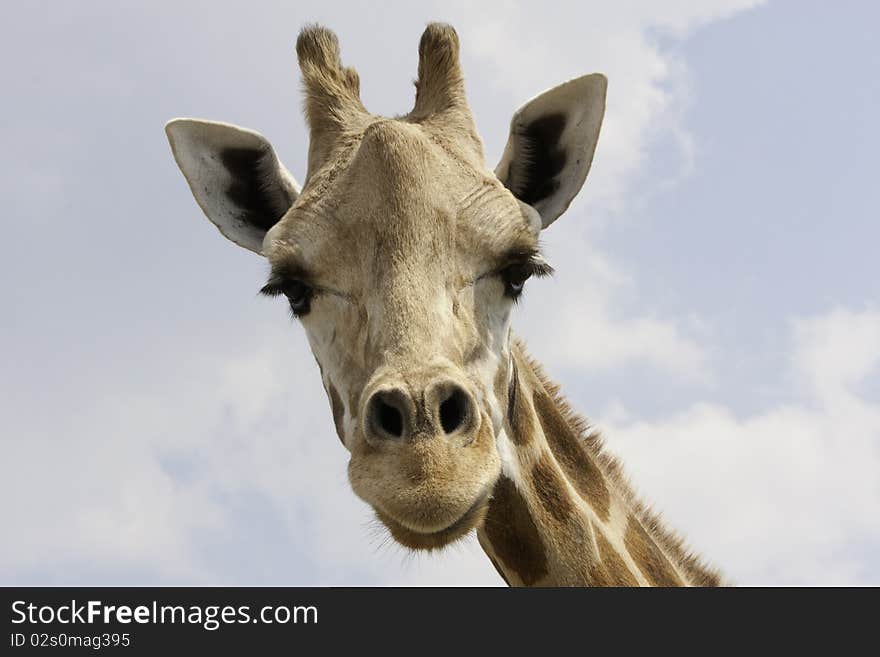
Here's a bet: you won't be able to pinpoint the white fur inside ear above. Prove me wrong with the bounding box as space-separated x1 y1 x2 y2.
165 118 300 254
495 73 607 229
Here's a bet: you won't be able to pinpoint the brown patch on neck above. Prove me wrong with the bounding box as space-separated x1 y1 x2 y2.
588 525 640 587
483 476 549 586
531 456 573 522
532 388 610 521
624 517 685 587
328 383 346 446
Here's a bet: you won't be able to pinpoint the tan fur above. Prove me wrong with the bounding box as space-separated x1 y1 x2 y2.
476 340 724 586
174 23 723 586
624 516 684 587
522 344 725 586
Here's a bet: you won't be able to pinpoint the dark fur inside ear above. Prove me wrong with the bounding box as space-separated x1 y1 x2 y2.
220 147 294 232
505 113 568 206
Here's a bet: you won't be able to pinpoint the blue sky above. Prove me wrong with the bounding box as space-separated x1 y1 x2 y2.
2 0 878 585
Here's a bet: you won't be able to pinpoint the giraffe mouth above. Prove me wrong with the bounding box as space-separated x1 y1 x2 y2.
375 488 492 551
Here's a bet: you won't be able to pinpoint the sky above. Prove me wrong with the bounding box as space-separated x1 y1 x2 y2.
1 0 878 585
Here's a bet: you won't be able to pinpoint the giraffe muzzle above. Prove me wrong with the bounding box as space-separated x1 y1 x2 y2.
348 369 502 549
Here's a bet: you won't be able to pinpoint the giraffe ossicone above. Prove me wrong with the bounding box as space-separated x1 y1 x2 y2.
165 23 722 586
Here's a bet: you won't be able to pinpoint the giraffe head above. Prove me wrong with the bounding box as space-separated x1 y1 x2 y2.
166 24 605 551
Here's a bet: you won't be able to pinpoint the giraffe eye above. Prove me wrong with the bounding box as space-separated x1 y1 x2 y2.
259 275 315 318
283 280 313 316
500 263 532 299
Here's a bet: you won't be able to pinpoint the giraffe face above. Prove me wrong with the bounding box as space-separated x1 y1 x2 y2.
166 23 605 553
261 120 546 549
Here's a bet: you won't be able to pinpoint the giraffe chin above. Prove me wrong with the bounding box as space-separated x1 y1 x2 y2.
374 490 492 551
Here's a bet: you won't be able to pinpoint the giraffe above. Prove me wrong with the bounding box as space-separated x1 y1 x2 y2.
165 23 722 586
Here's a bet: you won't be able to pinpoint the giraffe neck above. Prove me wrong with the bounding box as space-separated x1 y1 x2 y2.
476 338 722 587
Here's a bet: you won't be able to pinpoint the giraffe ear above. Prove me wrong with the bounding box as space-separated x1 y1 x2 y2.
165 118 300 255
495 74 606 229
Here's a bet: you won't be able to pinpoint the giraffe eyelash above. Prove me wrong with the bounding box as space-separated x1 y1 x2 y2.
259 281 287 297
497 254 554 280
260 277 315 318
520 257 554 278
497 254 553 301
497 246 554 277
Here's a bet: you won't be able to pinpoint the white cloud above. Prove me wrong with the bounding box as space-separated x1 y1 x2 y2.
600 307 880 584
792 307 880 404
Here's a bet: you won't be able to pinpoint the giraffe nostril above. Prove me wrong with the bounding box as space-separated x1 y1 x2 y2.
367 390 407 440
377 399 404 437
439 387 469 435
